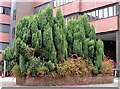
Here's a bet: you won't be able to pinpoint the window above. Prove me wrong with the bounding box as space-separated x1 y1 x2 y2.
91 11 95 20
69 0 73 2
0 42 9 50
83 4 117 21
53 0 57 7
0 7 3 13
53 0 76 8
0 6 10 15
65 18 68 25
60 0 64 5
109 6 113 17
0 24 10 33
57 0 60 7
103 8 108 18
66 0 69 3
99 9 103 19
34 2 50 13
12 28 15 38
113 5 117 16
5 8 10 15
86 12 92 21
96 10 99 19
13 10 16 20
63 0 66 4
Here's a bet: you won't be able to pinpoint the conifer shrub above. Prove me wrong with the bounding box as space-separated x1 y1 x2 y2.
2 6 108 77
19 55 26 75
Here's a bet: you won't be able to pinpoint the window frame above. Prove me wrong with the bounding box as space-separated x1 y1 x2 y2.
0 6 10 15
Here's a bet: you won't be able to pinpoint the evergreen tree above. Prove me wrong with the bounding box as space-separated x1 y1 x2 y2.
43 23 56 61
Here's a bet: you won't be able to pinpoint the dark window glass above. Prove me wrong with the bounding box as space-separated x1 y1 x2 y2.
13 10 16 20
12 28 15 39
0 24 10 33
34 3 50 14
0 6 10 15
0 42 9 50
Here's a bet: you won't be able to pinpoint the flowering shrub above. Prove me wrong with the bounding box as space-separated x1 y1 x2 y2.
37 66 49 76
100 60 114 76
57 58 94 76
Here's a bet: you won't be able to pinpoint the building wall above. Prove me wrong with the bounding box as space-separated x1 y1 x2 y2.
34 0 51 8
0 1 11 60
9 2 34 47
90 16 118 33
53 0 119 33
53 1 80 16
0 0 11 7
16 2 34 23
80 0 118 12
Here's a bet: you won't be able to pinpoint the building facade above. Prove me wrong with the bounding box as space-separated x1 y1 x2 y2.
0 0 120 75
0 0 11 61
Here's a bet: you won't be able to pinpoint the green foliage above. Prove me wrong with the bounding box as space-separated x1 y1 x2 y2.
94 39 104 71
38 9 47 31
88 39 95 62
12 65 21 77
2 46 14 61
46 5 54 27
81 15 91 38
45 61 55 71
67 19 77 55
56 8 65 30
2 6 106 77
53 8 68 62
16 17 30 39
37 66 49 76
14 38 27 55
89 25 96 40
73 40 83 57
92 66 99 75
19 55 26 75
43 23 56 61
22 27 31 45
0 61 3 72
28 16 38 34
32 30 42 49
2 46 16 73
83 38 89 58
28 56 39 76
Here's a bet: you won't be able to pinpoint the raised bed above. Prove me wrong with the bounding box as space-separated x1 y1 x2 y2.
16 74 114 86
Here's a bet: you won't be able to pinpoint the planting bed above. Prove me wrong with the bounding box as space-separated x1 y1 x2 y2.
16 75 114 86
